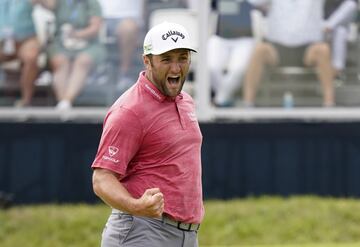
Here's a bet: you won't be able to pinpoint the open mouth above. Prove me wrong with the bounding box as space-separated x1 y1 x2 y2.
167 76 180 85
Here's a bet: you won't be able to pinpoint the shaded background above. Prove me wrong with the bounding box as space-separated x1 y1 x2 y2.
1 120 360 204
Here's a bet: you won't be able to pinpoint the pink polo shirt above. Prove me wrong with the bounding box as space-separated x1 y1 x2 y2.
92 71 204 224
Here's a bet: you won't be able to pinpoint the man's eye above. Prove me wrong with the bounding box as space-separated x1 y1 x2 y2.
180 57 189 62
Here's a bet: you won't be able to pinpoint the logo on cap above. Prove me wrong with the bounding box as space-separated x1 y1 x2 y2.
162 30 185 42
144 44 152 53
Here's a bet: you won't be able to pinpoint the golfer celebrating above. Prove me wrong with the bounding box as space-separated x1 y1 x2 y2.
92 22 204 247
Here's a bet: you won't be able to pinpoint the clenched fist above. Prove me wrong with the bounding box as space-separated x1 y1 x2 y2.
133 188 164 218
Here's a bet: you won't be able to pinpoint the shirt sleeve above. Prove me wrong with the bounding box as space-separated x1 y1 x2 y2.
91 106 143 175
325 0 357 29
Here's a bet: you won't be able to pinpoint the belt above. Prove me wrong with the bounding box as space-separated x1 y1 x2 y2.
162 216 200 231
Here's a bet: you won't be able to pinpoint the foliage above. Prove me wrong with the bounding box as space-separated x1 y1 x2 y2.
1 196 360 247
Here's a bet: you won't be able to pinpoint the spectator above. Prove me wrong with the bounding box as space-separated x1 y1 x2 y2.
0 0 40 107
34 0 106 110
244 0 335 107
207 0 255 107
98 0 146 92
324 0 358 82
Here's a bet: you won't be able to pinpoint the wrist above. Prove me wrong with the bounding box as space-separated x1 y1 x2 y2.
127 197 142 215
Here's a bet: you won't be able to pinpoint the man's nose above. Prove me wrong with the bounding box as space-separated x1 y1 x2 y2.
170 62 181 73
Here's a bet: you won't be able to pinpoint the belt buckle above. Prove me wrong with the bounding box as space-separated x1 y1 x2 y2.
177 221 199 231
177 222 189 231
164 216 199 231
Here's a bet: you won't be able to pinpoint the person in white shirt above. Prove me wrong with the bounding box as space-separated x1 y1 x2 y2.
243 0 335 107
98 0 146 91
207 0 256 107
324 0 358 81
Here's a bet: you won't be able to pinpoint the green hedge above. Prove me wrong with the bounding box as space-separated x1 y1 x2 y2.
1 196 360 247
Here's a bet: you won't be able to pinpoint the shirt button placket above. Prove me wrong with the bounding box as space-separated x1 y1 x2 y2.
175 100 186 130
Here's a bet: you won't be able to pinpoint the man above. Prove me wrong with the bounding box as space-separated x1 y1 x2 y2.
92 22 204 247
0 0 40 107
244 0 335 107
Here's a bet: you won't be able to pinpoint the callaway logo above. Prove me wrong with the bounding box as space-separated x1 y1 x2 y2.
162 30 185 42
102 146 120 163
108 146 119 157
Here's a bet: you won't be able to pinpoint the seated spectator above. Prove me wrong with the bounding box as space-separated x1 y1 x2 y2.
244 0 335 107
34 0 106 110
324 0 358 82
0 0 40 107
207 0 255 107
98 0 145 92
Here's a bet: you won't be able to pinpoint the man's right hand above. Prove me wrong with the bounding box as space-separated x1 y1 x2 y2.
133 188 164 218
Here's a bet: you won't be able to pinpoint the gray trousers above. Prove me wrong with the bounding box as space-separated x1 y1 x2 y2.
101 209 199 247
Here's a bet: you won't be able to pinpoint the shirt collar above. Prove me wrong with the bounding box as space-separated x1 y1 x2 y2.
138 71 183 102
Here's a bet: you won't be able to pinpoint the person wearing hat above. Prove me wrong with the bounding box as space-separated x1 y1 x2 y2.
91 21 204 247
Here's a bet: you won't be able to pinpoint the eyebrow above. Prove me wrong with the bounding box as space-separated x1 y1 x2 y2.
160 52 189 58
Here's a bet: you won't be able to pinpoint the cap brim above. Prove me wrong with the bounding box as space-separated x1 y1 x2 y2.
145 47 197 55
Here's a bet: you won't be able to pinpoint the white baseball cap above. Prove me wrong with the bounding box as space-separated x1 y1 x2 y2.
143 21 197 55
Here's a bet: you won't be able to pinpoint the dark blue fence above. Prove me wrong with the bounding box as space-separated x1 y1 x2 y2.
1 121 360 204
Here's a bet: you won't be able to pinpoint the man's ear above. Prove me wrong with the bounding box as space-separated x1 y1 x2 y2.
143 55 151 70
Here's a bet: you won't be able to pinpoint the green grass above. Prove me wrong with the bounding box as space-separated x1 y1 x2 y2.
199 196 360 246
1 196 360 247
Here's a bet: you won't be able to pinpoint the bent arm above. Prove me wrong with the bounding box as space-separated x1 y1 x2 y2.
325 0 358 29
31 0 56 10
73 16 103 40
93 168 137 211
92 168 164 218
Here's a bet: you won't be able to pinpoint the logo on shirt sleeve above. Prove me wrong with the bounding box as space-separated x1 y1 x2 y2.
102 146 120 163
108 146 119 156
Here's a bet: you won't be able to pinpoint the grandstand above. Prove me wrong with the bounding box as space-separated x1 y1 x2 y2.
1 1 360 113
2 1 360 205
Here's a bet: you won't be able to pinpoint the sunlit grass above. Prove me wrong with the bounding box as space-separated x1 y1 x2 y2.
1 196 360 247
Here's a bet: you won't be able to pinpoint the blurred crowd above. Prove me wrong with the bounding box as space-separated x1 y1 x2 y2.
0 0 359 109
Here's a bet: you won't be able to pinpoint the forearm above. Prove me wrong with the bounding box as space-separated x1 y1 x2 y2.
92 169 139 214
31 0 56 10
73 16 102 40
325 0 357 29
93 168 164 218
